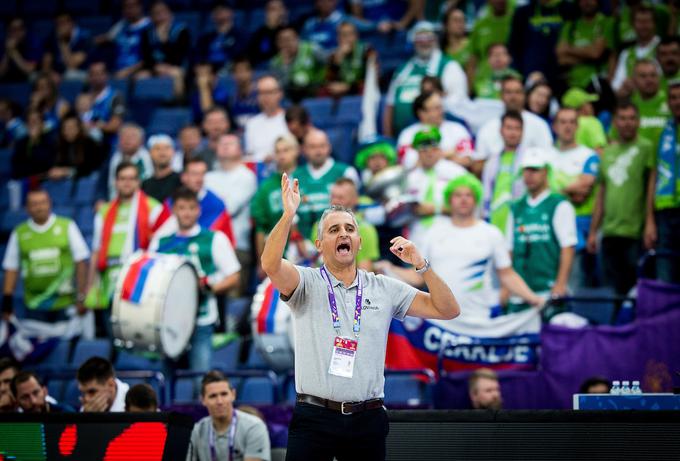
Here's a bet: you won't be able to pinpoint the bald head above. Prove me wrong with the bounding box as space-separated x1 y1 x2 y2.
303 128 331 168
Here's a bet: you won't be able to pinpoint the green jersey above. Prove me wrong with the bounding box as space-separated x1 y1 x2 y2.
489 150 521 234
559 13 614 88
16 217 77 310
444 38 472 68
251 172 285 236
469 10 513 61
508 193 564 314
600 137 654 239
633 91 670 153
575 115 608 150
294 160 350 239
271 41 325 91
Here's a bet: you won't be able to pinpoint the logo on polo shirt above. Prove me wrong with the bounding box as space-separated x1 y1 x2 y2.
363 298 379 310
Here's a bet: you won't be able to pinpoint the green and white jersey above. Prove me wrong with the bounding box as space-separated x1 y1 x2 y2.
150 224 240 326
2 214 90 310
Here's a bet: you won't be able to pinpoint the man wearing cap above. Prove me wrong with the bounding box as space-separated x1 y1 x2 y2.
406 127 466 249
261 171 459 460
561 88 608 153
473 75 552 175
142 134 182 203
587 101 655 296
381 173 543 319
506 148 577 312
648 80 680 284
397 91 473 169
384 21 468 137
548 107 600 289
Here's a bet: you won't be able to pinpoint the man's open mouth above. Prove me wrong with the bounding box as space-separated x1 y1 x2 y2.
336 242 351 255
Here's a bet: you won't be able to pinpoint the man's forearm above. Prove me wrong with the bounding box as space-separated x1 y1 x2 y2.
261 213 294 273
212 272 240 294
421 268 459 318
555 247 575 288
75 261 88 299
499 268 538 304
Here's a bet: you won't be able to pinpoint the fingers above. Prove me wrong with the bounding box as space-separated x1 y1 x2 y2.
293 178 299 194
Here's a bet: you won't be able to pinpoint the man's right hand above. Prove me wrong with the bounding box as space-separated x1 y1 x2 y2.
82 391 109 412
281 173 301 217
586 232 598 254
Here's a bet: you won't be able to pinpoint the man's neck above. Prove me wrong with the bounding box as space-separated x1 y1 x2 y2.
638 90 657 101
263 107 282 117
178 225 194 235
451 214 476 227
326 261 357 287
212 410 234 433
154 165 173 178
619 135 636 144
529 186 548 199
637 36 654 47
557 139 577 150
219 159 240 171
504 145 518 153
118 194 134 204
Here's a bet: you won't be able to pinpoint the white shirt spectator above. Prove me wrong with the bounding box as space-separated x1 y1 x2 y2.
2 214 90 270
205 164 258 252
398 120 473 169
244 111 290 162
473 110 553 162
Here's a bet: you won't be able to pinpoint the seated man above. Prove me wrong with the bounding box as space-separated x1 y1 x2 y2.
186 370 271 461
125 383 158 412
11 371 73 413
0 358 19 412
468 368 502 410
77 357 129 412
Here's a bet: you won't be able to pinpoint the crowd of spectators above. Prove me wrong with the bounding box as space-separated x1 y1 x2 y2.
0 0 679 429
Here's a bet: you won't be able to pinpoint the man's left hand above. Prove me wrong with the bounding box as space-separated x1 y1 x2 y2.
389 236 425 269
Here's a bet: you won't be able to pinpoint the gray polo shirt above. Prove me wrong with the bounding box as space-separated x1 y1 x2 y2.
283 266 418 402
185 410 271 461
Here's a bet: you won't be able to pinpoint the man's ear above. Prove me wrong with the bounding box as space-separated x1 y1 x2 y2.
315 238 321 251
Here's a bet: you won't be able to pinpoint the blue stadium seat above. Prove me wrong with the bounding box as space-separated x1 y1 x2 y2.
62 380 82 409
73 173 100 205
109 79 129 99
173 377 195 404
52 205 76 219
384 374 428 408
71 339 112 367
238 377 276 405
59 80 85 105
0 83 32 108
337 95 363 124
211 340 240 370
243 341 268 369
22 0 58 17
301 97 334 125
147 107 193 137
132 77 175 102
1 210 28 235
63 0 102 16
40 340 73 370
115 350 162 371
326 124 356 165
42 179 74 205
174 12 201 44
247 9 266 33
78 16 113 36
75 206 95 235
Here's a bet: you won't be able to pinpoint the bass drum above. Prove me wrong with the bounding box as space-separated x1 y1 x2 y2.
112 252 199 360
250 277 295 372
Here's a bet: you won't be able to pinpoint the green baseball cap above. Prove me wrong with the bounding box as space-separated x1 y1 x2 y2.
561 88 599 109
412 126 442 149
354 137 397 170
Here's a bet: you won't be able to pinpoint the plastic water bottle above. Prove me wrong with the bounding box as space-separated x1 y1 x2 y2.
631 381 642 395
610 381 621 395
621 380 631 395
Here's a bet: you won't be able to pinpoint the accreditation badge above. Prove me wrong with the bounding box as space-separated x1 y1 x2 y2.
328 336 358 378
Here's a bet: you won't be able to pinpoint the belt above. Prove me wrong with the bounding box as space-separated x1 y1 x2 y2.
296 393 384 415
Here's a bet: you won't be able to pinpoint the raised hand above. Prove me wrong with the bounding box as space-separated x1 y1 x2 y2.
389 236 425 268
281 172 301 217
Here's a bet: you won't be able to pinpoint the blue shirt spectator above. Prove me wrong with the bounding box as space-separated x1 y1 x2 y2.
0 99 27 148
141 1 191 71
228 58 259 131
196 4 247 71
97 0 151 78
42 13 91 78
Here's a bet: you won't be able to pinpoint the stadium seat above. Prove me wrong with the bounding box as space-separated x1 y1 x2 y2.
59 80 85 104
325 123 356 165
211 340 240 370
238 377 276 405
384 374 429 408
52 205 76 219
115 350 162 371
109 78 129 99
243 341 269 369
40 340 73 370
301 97 334 125
78 16 113 37
62 380 82 409
73 173 100 205
42 179 74 206
63 0 102 16
173 377 196 404
337 95 363 124
71 339 112 367
75 206 95 235
132 77 175 102
1 210 28 235
147 107 193 137
0 83 32 108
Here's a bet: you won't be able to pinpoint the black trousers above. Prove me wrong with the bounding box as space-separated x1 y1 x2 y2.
286 402 389 461
601 236 641 296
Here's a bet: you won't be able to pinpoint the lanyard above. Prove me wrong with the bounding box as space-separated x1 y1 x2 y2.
209 412 238 461
320 266 363 338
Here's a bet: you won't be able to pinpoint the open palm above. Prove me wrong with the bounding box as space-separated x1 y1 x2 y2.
281 172 301 216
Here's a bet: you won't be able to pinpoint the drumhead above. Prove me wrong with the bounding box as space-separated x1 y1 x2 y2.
160 263 199 359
